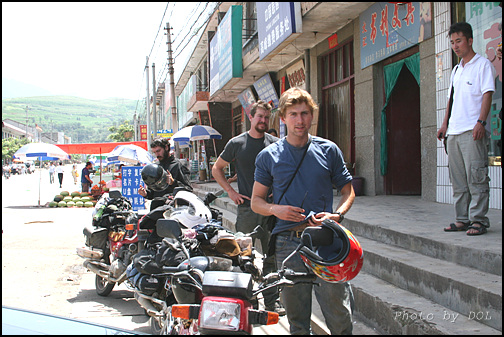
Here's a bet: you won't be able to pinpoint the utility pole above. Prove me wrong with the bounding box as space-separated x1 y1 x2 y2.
166 22 179 156
152 63 157 139
145 56 151 147
25 105 30 139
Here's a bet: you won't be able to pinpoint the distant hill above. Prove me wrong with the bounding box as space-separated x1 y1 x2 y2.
2 78 54 99
2 95 142 143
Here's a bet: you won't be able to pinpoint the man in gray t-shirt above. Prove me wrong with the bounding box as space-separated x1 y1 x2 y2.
212 100 283 314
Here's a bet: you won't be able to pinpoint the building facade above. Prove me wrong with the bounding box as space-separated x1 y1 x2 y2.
166 2 501 209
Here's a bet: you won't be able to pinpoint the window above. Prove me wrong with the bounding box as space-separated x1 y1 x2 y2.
320 41 355 170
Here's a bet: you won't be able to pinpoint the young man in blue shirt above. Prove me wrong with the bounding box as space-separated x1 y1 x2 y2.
252 87 355 334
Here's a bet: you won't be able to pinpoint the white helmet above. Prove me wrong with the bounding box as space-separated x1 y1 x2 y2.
163 191 212 229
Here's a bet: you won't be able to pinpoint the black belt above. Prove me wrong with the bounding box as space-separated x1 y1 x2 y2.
277 230 303 239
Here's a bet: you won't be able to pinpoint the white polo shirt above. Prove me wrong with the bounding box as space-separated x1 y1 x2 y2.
447 53 496 135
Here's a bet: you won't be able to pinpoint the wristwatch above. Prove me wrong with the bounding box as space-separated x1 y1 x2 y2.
335 211 345 222
477 119 487 126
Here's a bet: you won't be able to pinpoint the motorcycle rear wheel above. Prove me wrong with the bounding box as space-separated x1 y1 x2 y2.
95 274 115 296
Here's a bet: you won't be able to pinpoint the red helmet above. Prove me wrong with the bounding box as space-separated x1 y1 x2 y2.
299 220 363 283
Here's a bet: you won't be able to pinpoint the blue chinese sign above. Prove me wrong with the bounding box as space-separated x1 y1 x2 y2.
209 5 243 97
359 2 432 69
257 2 302 60
157 129 173 138
253 73 279 110
121 166 146 211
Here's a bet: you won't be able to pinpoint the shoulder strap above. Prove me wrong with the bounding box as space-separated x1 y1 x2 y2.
447 65 459 127
277 138 311 204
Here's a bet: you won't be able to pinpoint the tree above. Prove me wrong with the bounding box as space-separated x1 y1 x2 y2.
107 120 134 142
2 137 30 164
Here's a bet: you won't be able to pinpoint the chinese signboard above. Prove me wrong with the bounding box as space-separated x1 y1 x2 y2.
286 59 306 89
209 5 243 97
257 2 302 60
121 166 146 211
237 87 256 118
253 73 280 110
359 2 432 69
157 129 173 138
140 125 147 140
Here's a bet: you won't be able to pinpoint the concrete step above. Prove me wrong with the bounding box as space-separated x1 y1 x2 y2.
351 271 501 335
346 218 501 276
358 236 502 331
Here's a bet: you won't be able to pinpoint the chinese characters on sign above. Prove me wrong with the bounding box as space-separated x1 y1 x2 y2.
359 2 432 69
257 2 302 60
286 59 306 89
253 73 280 110
140 125 147 140
157 129 173 138
121 166 145 211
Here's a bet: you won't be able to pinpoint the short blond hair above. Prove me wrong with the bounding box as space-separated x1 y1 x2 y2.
278 87 318 119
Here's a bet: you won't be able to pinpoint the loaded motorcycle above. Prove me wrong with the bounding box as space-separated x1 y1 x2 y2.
143 217 363 335
128 188 264 334
76 190 143 296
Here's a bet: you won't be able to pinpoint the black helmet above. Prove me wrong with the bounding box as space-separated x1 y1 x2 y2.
141 164 168 191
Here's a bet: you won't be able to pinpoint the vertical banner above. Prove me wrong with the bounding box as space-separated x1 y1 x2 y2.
140 125 147 140
121 166 146 211
237 87 257 119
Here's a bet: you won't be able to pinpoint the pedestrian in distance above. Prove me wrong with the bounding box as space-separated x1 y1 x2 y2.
71 164 78 185
437 22 496 236
48 162 55 184
81 161 93 193
138 137 192 200
55 162 64 188
212 100 284 315
267 128 278 137
251 87 356 334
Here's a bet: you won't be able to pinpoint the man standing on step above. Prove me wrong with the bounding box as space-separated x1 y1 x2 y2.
212 100 284 315
437 22 496 236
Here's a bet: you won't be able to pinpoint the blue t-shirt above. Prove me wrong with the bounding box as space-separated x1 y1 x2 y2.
81 167 90 184
255 136 352 234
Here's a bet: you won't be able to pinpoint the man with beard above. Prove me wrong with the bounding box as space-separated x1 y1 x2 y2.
212 100 284 315
139 137 192 200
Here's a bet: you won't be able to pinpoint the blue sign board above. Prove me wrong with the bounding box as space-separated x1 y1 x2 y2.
209 5 243 96
257 2 302 60
359 2 431 69
121 166 146 211
253 73 279 110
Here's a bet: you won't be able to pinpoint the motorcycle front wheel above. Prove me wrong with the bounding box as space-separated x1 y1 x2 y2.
95 274 115 296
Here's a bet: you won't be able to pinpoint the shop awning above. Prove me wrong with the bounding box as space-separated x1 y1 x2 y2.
54 141 148 154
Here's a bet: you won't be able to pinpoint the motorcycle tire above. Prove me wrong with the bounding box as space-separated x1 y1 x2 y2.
150 316 164 335
95 274 115 296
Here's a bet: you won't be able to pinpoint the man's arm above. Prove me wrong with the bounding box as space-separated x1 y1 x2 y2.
251 181 305 223
311 182 355 224
212 156 248 205
473 91 493 141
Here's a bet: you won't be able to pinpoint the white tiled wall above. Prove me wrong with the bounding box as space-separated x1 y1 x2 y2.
434 2 502 210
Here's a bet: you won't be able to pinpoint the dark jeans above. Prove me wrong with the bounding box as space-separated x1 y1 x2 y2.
58 173 63 186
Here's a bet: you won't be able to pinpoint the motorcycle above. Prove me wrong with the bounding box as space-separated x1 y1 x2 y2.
128 189 264 334
148 219 320 335
76 190 144 296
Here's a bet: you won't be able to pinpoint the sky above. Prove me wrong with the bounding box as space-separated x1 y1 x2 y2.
2 2 212 101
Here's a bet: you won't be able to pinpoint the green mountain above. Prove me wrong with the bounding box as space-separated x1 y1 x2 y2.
2 96 142 143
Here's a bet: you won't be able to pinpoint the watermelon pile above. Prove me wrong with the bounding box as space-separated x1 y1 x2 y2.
49 191 97 208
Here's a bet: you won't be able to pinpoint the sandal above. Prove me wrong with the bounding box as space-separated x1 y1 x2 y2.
444 222 469 232
466 223 487 236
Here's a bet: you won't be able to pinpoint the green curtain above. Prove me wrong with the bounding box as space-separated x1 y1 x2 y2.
380 53 420 175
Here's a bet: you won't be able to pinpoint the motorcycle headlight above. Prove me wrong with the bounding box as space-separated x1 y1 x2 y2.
199 299 241 331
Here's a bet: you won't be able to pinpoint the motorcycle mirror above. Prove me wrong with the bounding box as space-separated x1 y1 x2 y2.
109 190 121 199
156 219 183 240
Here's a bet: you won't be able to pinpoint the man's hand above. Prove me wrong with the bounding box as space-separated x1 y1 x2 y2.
228 189 250 205
166 170 174 185
139 185 147 197
271 204 306 223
